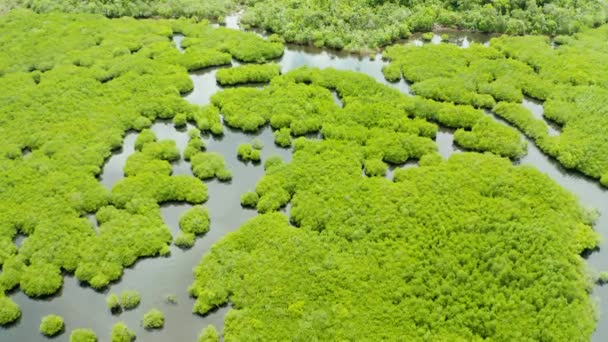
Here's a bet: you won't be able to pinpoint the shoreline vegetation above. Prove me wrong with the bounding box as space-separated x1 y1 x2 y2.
2 0 607 52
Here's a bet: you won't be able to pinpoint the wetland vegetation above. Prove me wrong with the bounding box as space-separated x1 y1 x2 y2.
1 4 608 342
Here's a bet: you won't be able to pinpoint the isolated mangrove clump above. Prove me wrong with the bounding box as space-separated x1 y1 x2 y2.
0 295 21 326
198 325 220 342
240 191 260 208
120 290 141 310
69 329 97 342
106 293 120 311
39 314 64 337
175 233 196 249
111 322 136 342
179 206 211 235
191 152 232 181
142 309 164 329
237 143 261 162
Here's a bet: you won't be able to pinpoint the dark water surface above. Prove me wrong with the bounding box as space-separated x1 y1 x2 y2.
3 16 608 342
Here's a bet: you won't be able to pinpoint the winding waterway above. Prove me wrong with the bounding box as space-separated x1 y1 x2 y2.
3 15 608 342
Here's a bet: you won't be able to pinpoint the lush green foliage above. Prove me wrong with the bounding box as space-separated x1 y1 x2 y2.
120 290 141 310
0 295 21 326
212 67 524 159
184 128 206 161
39 314 64 337
191 141 599 340
240 191 260 208
0 11 281 307
190 152 232 181
70 329 97 342
237 143 261 162
216 63 280 86
106 293 121 311
111 322 135 342
384 25 608 180
12 0 235 18
238 0 607 51
142 309 164 329
198 325 220 342
175 232 196 249
179 206 211 235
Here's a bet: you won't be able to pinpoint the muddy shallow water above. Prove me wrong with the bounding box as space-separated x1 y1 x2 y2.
3 17 608 342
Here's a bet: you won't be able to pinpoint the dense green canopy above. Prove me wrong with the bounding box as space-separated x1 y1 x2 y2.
383 24 608 185
191 142 599 340
0 9 282 322
7 0 608 51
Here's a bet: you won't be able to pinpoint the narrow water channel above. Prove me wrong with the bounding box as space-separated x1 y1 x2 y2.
3 16 607 342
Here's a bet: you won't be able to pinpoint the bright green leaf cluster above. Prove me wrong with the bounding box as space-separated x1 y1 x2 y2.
39 314 64 337
216 63 281 86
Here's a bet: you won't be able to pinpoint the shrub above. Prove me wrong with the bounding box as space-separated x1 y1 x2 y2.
237 143 261 162
241 191 260 207
198 325 220 342
111 322 135 342
106 293 121 312
364 159 388 177
191 152 231 181
421 32 434 41
264 156 284 171
179 206 210 235
0 295 20 326
274 128 292 147
142 309 164 329
40 314 64 337
120 290 140 310
70 329 97 342
135 129 156 151
175 233 196 249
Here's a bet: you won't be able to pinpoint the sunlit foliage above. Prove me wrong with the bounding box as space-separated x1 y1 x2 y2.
70 329 97 342
384 25 608 179
106 293 120 312
39 314 64 337
142 309 164 329
0 10 282 303
216 63 280 86
111 322 135 342
0 295 21 326
237 143 261 162
179 206 211 235
120 290 141 310
191 142 600 340
190 152 232 181
240 191 259 208
198 325 220 342
212 66 524 159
